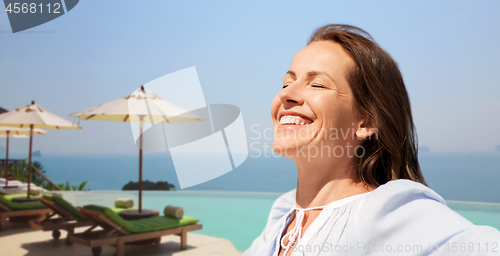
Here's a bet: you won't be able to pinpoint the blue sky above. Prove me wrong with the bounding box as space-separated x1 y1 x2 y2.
1 0 499 155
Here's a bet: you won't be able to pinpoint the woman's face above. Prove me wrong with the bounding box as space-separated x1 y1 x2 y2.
271 40 361 159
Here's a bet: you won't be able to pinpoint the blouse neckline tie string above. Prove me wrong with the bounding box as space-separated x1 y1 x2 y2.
281 206 324 255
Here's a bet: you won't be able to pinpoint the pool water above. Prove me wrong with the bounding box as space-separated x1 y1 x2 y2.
61 191 500 251
447 201 500 229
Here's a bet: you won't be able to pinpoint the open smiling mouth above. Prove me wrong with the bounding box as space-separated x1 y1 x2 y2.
279 115 313 126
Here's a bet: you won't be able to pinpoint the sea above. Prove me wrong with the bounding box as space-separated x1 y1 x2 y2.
8 152 500 203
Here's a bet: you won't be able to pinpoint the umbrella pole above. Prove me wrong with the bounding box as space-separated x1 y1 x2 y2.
4 131 9 187
27 124 33 199
139 120 143 212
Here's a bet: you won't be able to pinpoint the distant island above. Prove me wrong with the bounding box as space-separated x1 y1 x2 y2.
122 180 175 191
496 145 500 152
419 146 431 153
32 150 42 157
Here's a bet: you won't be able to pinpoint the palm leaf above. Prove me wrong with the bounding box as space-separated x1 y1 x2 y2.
78 181 88 191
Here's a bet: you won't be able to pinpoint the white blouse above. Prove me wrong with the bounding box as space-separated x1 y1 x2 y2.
242 179 500 255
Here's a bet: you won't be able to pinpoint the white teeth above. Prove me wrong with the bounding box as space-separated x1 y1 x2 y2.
279 115 310 125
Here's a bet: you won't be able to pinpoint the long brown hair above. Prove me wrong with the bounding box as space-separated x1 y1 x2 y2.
308 24 426 187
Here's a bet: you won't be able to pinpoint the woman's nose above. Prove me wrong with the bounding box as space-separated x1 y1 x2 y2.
278 83 305 107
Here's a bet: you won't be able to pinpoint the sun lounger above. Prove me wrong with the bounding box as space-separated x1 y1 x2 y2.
0 178 35 187
29 195 94 244
30 195 134 244
0 185 46 195
68 205 202 256
0 193 52 231
0 179 48 195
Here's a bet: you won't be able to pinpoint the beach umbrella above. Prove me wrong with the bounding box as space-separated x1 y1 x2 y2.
0 126 47 188
0 134 28 137
71 86 202 213
0 101 81 201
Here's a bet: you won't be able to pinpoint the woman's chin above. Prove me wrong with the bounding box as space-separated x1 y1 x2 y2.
272 140 307 158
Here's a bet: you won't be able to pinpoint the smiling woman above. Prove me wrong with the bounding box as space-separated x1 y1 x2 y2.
242 24 500 256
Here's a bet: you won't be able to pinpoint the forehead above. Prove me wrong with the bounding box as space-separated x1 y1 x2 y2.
289 40 355 78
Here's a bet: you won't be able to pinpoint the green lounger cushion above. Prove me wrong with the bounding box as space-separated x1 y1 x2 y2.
0 194 46 210
82 205 132 214
42 194 87 221
83 204 199 234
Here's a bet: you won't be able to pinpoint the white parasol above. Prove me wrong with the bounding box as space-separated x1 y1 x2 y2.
0 101 81 200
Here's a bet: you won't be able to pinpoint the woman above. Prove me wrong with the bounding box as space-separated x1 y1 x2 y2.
242 24 500 256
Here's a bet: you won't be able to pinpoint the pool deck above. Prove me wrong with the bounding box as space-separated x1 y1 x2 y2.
0 221 241 256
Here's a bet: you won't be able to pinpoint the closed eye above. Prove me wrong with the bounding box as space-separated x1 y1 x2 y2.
282 84 289 89
311 84 326 89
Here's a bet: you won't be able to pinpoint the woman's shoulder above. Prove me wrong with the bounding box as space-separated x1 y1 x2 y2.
365 179 446 206
355 179 449 223
354 179 500 250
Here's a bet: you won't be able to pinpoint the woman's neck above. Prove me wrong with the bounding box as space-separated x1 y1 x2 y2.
294 156 373 208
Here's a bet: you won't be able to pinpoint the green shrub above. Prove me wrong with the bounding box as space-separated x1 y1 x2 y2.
122 180 175 191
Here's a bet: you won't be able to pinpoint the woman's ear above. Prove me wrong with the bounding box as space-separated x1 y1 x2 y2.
355 120 376 139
